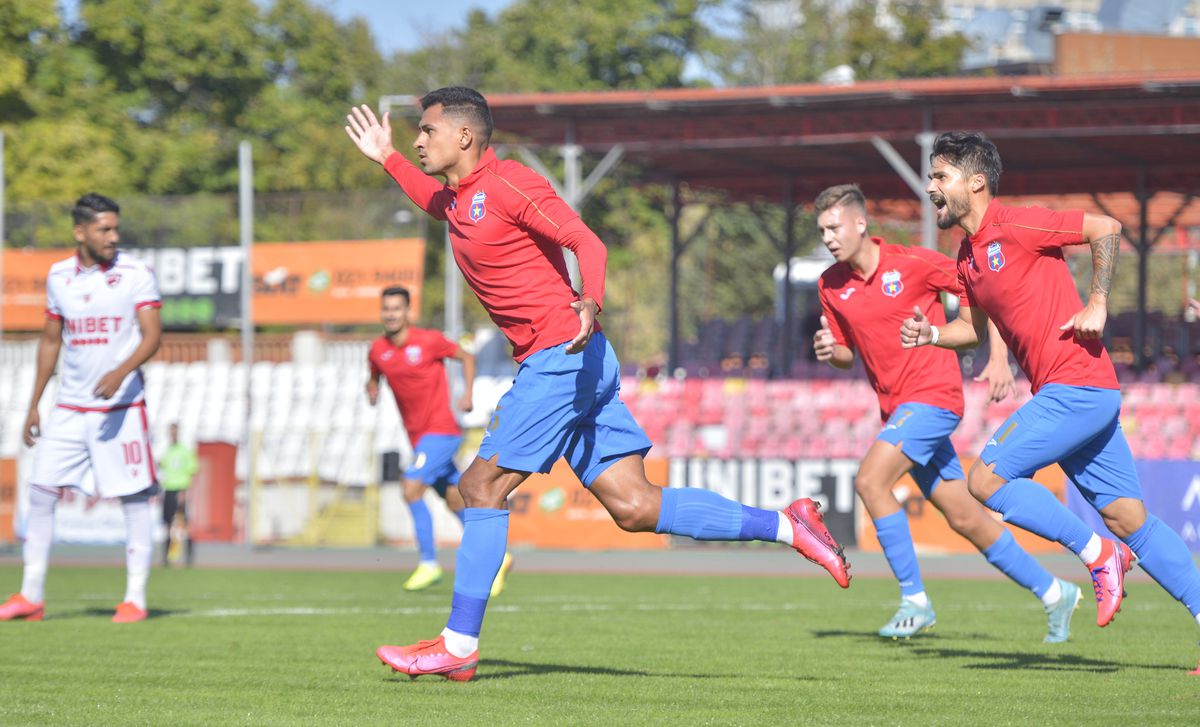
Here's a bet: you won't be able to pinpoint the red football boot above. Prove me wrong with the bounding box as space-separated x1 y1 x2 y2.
377 636 478 682
112 601 148 623
1088 539 1134 627
784 498 851 588
0 593 44 622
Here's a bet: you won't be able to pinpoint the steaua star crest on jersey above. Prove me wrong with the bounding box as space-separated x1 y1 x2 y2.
987 241 1005 272
405 345 422 364
881 269 903 297
469 191 487 222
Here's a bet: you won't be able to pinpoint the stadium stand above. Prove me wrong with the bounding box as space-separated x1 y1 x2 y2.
2 328 1198 479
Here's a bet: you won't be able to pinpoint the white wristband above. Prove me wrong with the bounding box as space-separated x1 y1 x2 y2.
928 325 940 346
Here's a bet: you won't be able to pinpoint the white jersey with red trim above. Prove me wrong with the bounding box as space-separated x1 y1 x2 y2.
45 251 161 410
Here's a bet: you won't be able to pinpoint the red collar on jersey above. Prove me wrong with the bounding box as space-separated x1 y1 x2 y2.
968 198 1003 246
456 147 500 189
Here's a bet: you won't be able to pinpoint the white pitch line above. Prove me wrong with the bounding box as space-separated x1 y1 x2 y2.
169 599 1182 619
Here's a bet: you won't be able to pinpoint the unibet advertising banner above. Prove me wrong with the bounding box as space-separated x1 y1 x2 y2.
667 457 860 547
1 239 425 330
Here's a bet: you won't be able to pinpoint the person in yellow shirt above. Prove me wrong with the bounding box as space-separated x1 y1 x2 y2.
158 423 198 567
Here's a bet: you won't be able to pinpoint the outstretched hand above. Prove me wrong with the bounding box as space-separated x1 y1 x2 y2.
899 306 932 348
566 298 599 354
344 104 396 165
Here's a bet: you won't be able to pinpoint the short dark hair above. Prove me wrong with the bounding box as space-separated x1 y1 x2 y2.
421 86 494 147
931 132 1002 196
814 184 868 215
381 285 410 304
72 193 120 225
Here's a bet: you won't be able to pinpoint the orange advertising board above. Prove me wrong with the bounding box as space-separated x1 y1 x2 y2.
1 239 425 330
507 458 670 550
1 248 62 330
251 239 424 325
0 458 15 543
856 458 1067 554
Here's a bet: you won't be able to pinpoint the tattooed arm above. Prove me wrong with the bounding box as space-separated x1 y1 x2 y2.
1059 213 1122 341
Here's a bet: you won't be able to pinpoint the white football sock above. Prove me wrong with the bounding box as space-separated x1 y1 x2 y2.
121 496 153 610
1040 578 1063 607
903 591 930 608
20 485 59 604
776 512 792 544
1078 534 1103 565
441 627 479 657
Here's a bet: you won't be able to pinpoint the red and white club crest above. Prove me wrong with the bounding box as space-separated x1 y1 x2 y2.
881 269 904 297
106 272 122 287
405 345 422 364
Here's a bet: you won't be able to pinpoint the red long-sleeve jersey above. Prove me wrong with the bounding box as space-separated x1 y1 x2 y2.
384 148 607 362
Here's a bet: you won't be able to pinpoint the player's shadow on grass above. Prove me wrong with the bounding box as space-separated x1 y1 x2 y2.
810 629 947 644
65 607 187 620
385 659 769 682
810 630 1180 672
905 645 1182 673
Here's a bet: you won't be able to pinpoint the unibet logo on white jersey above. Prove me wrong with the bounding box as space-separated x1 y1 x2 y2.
45 252 161 409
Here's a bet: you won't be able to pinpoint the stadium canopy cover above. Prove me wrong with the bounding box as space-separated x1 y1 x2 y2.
483 72 1200 202
388 73 1200 373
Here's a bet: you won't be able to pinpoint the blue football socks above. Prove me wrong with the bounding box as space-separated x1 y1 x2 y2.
982 528 1055 598
655 487 779 542
984 478 1095 555
445 508 509 638
1124 514 1200 618
874 510 925 597
408 499 436 563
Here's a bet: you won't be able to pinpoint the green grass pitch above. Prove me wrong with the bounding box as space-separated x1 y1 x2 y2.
0 565 1196 726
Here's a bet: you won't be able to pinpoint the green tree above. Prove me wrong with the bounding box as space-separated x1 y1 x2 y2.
244 0 387 192
700 0 834 85
388 0 716 93
841 0 968 80
701 0 967 85
0 0 58 101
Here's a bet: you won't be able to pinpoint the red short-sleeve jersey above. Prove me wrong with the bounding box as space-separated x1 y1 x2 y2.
818 238 965 421
369 328 461 444
956 199 1118 394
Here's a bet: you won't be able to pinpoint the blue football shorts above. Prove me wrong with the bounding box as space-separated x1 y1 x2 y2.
980 384 1141 510
876 401 965 497
476 332 652 486
405 433 463 487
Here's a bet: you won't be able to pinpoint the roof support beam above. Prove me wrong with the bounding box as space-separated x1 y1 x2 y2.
872 134 937 249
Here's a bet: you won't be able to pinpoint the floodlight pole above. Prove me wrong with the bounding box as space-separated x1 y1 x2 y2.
238 140 254 545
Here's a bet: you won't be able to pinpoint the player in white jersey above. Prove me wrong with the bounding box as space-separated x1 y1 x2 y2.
0 193 163 624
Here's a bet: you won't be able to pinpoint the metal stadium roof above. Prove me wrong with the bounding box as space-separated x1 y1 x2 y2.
482 72 1200 202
